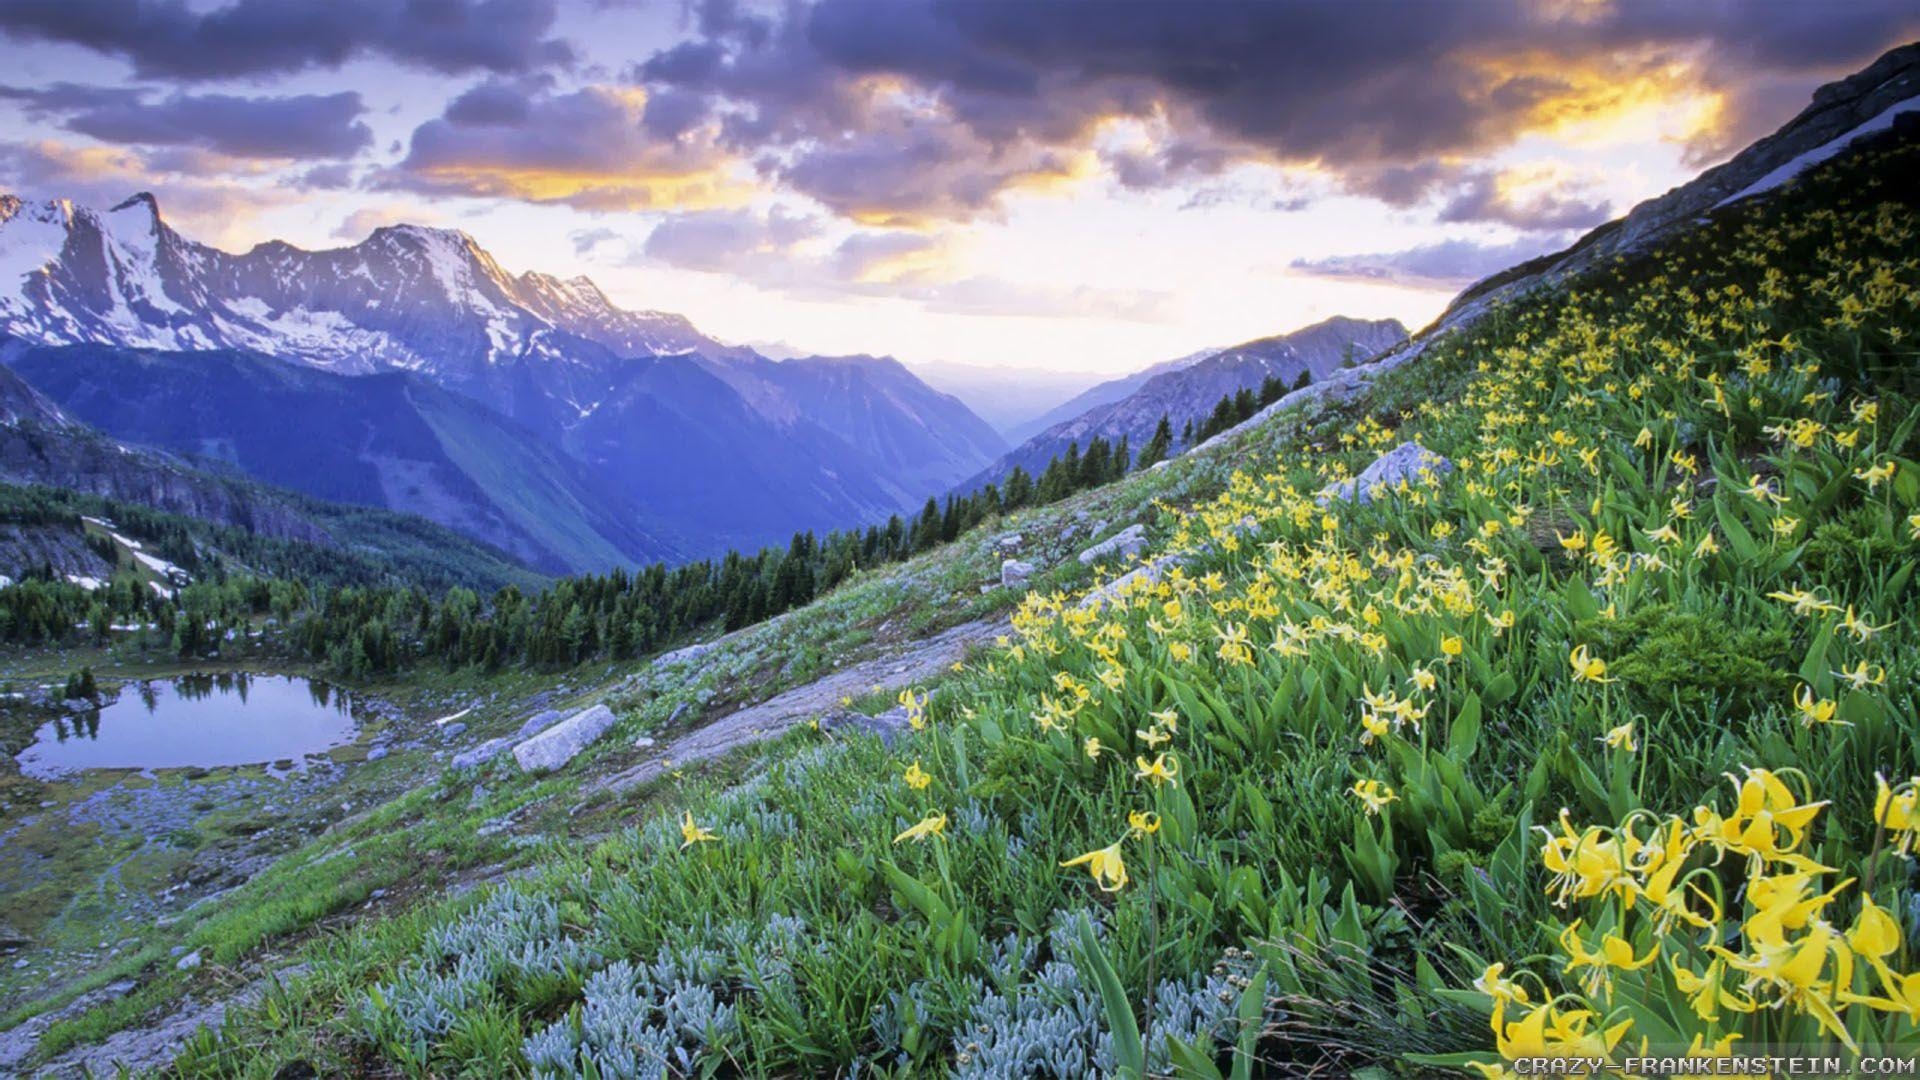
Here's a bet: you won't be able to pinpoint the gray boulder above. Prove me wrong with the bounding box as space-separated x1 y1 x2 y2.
656 641 717 667
512 705 618 774
1001 558 1036 587
1318 442 1453 506
818 707 914 748
451 738 513 770
1077 523 1147 566
514 709 563 740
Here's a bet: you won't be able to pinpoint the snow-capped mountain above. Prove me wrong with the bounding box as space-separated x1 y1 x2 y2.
0 193 710 376
0 195 1007 567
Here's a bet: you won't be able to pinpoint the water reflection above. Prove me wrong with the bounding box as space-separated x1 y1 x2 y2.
19 674 357 776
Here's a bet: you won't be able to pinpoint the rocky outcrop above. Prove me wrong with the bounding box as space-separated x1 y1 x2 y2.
1077 524 1147 566
512 705 618 774
451 738 514 771
1318 443 1454 506
1000 558 1035 587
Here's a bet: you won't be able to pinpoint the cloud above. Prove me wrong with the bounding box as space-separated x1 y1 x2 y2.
1291 236 1566 291
1436 166 1613 231
332 204 436 241
0 138 294 245
379 81 750 210
0 0 574 80
1 83 373 161
620 0 1918 223
569 226 622 256
627 204 1175 322
640 205 820 273
294 162 355 190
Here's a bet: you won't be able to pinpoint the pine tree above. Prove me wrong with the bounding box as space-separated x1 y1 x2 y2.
1138 414 1173 469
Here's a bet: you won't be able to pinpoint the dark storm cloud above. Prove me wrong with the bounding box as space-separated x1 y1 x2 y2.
1291 237 1566 291
66 91 373 160
0 0 573 80
379 81 742 210
624 0 1919 222
0 83 373 160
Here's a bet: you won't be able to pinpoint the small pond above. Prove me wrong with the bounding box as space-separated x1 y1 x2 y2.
17 673 358 777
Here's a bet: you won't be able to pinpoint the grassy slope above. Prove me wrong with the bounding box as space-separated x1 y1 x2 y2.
19 137 1920 1075
407 383 669 574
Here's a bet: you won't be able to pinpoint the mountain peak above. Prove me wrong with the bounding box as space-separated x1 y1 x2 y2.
109 191 161 220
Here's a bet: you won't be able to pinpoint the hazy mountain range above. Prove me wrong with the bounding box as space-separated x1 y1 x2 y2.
0 195 1007 570
962 315 1408 492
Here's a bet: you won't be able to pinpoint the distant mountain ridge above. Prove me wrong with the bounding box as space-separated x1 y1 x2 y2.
964 315 1407 491
0 195 1007 566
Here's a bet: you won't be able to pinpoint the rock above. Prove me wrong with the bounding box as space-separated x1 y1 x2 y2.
169 945 187 957
634 736 656 749
1318 442 1454 506
667 702 690 725
441 721 467 739
1001 558 1036 587
1077 524 1148 566
514 709 563 740
364 746 389 762
175 950 202 971
817 707 915 748
656 640 717 667
1079 555 1183 611
451 738 513 770
993 532 1023 551
0 921 27 949
512 705 618 774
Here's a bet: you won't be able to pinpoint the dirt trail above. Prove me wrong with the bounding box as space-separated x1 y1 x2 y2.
596 614 1008 795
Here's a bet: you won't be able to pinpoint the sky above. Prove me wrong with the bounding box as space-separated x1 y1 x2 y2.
0 1 1913 377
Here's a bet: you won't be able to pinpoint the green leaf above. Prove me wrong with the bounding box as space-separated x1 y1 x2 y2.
1447 692 1483 762
1077 913 1145 1080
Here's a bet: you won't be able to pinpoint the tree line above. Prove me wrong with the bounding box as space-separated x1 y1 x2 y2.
1 368 1315 677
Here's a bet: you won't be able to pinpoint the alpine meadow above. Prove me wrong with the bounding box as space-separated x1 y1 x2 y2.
1 5 1919 1078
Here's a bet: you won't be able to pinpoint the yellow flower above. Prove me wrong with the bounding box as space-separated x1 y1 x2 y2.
893 811 948 845
1873 774 1919 855
1083 736 1104 760
1440 635 1464 659
1135 726 1170 748
1765 588 1837 617
1059 837 1129 891
1838 605 1893 643
1770 515 1800 538
1831 660 1886 691
679 811 719 850
1147 708 1179 732
1633 427 1653 449
1556 531 1587 552
1598 722 1636 752
1473 962 1529 1006
1692 532 1720 558
1791 685 1845 728
1407 665 1437 692
1744 474 1787 505
1854 460 1896 489
1350 778 1398 815
1134 753 1179 788
902 761 931 790
1127 810 1160 836
1568 644 1615 684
